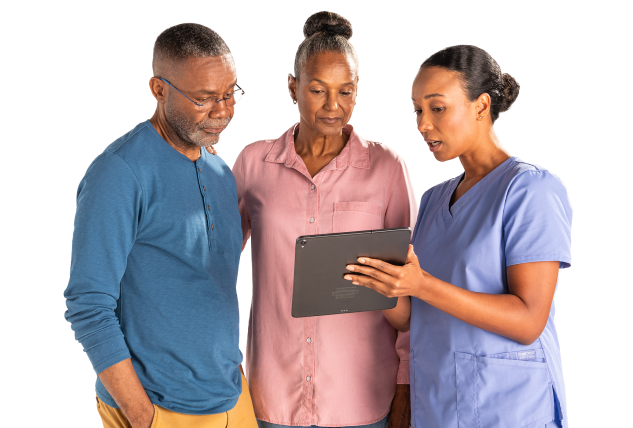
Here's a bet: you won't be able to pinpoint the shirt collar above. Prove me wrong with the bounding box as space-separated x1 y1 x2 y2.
264 123 370 170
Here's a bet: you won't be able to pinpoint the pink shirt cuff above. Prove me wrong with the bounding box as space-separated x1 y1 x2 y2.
397 358 410 384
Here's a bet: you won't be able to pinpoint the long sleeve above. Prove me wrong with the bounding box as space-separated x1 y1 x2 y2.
384 155 417 384
232 149 252 251
64 152 143 374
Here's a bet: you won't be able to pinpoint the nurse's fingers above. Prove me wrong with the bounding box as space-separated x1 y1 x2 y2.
353 256 401 278
344 266 405 297
205 145 217 155
344 273 399 298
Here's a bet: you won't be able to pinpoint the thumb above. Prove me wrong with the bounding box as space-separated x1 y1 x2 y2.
406 244 419 264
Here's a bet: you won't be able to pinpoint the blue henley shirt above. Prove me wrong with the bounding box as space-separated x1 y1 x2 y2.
64 120 243 415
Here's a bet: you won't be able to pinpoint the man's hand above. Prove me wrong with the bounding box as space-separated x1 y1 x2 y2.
388 384 411 428
98 359 155 428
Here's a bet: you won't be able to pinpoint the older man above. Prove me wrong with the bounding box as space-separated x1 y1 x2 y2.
64 23 256 428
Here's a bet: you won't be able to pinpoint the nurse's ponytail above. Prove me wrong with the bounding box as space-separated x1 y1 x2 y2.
421 45 520 123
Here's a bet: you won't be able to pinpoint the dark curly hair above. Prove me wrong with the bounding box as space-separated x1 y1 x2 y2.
421 45 520 122
294 11 358 78
153 23 231 74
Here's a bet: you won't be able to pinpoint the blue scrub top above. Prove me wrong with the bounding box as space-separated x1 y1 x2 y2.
410 157 572 428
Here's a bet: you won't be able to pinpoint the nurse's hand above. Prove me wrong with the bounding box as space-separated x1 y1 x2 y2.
345 245 426 297
205 145 217 155
345 245 426 330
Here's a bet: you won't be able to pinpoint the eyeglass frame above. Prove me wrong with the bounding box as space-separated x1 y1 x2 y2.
158 77 244 108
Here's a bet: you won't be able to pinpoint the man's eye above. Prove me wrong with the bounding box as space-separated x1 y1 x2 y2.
310 90 324 94
432 107 445 112
340 91 353 96
413 109 422 114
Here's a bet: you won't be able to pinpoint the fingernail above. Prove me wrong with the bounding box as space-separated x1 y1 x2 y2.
346 265 355 271
357 258 365 263
352 282 359 285
344 275 352 280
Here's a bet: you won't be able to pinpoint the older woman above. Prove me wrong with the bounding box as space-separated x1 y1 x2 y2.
345 45 572 428
232 11 416 428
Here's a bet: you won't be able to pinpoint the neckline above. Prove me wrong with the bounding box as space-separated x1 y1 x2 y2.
442 156 516 223
144 120 205 167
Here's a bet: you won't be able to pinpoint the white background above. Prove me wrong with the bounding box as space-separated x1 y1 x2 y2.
0 1 633 427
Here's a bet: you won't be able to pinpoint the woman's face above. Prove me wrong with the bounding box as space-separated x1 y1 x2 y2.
411 66 483 162
289 51 358 137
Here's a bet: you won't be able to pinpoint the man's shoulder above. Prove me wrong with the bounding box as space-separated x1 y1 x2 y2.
104 121 156 158
82 121 156 186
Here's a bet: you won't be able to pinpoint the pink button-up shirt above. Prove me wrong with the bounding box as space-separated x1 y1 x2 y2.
233 124 417 427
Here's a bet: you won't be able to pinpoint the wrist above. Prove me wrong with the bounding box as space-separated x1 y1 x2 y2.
413 270 435 301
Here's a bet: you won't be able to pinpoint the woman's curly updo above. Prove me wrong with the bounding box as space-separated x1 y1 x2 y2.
294 11 358 78
421 45 520 122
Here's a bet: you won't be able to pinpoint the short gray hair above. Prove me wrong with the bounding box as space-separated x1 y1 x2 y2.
294 11 358 78
153 23 231 74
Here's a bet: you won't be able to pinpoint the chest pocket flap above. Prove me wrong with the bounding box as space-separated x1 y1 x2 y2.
333 201 382 233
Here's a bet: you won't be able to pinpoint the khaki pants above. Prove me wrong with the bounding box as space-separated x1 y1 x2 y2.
97 372 257 428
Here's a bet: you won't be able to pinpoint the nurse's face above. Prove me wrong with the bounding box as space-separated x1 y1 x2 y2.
411 66 482 162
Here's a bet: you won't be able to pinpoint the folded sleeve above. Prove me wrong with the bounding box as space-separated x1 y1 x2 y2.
64 152 143 374
232 148 252 251
395 331 410 384
503 170 572 269
384 156 418 231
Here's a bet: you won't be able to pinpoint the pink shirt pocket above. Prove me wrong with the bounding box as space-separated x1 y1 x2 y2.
333 201 382 232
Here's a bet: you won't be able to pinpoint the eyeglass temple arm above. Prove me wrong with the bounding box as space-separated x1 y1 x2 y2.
158 77 204 106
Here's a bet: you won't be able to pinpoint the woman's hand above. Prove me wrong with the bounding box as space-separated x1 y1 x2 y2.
344 245 425 331
205 145 217 155
345 245 426 299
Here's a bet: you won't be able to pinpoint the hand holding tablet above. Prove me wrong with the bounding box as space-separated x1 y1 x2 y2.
291 228 411 318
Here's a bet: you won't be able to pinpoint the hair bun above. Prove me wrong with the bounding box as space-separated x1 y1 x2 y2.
499 73 520 112
303 11 353 39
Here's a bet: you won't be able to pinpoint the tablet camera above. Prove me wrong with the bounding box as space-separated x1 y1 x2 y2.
300 239 307 246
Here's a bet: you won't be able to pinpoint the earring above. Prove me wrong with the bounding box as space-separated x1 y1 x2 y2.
478 116 482 119
293 99 297 104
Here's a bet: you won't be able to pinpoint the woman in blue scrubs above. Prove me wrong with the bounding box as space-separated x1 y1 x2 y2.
344 45 572 428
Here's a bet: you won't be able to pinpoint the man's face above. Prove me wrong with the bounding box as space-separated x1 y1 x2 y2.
163 55 237 147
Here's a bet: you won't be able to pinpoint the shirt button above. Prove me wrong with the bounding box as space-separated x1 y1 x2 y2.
306 337 312 343
309 218 315 223
208 205 211 210
311 184 315 190
306 376 312 382
211 224 214 230
203 186 206 191
198 167 201 172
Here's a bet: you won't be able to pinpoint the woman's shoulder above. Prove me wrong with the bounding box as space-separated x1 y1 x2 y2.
505 158 567 194
238 125 297 160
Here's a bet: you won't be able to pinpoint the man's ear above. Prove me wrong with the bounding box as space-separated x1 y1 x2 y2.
288 74 297 103
150 77 167 104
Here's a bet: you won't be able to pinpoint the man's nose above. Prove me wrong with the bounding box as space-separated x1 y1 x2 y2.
210 99 231 118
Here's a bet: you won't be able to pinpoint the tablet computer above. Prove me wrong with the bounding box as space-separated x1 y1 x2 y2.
291 227 411 318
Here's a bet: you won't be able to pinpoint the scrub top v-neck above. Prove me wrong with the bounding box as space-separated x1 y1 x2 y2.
409 157 572 428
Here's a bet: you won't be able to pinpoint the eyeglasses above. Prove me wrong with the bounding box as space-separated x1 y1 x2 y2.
158 77 244 109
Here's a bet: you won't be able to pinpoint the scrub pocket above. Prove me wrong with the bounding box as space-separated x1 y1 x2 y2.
455 351 555 428
333 201 382 232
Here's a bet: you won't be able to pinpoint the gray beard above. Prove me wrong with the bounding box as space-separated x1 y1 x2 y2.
165 98 231 148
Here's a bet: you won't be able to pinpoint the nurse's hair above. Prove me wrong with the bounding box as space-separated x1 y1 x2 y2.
421 45 520 123
294 11 359 78
153 23 231 75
